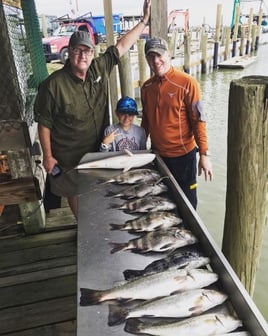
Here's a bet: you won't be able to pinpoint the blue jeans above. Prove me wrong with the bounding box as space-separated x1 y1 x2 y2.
162 148 197 209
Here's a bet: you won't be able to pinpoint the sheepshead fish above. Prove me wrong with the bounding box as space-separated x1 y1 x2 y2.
110 228 198 254
108 181 169 199
124 313 242 336
108 288 228 326
110 196 177 213
76 149 155 172
80 268 218 306
104 168 161 185
123 247 210 280
110 211 183 233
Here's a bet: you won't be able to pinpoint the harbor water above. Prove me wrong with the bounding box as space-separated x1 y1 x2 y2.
196 44 268 320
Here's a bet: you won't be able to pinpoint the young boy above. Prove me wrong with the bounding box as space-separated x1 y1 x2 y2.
100 96 147 152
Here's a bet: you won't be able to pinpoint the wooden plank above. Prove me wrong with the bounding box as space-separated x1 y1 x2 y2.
0 177 41 204
0 241 76 269
0 265 77 288
0 255 76 277
0 274 76 309
0 296 76 334
0 228 77 253
3 321 76 336
45 208 76 231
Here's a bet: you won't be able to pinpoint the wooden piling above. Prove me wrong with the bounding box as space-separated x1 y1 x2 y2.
118 51 134 98
222 76 268 296
183 33 191 74
232 4 240 57
224 26 231 60
137 39 148 87
201 31 208 74
213 4 222 69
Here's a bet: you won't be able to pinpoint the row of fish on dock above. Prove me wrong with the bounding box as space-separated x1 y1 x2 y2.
80 167 244 335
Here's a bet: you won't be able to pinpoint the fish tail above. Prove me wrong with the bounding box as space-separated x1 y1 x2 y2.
123 269 144 280
80 288 104 306
110 242 128 254
108 304 129 326
109 223 123 231
124 318 145 333
108 202 120 209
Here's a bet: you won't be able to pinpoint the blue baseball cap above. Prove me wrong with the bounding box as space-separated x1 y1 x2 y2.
116 96 138 115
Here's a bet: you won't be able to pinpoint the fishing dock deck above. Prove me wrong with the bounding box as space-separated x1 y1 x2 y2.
0 203 77 336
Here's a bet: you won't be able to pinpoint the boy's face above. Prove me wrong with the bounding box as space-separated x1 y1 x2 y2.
116 111 135 129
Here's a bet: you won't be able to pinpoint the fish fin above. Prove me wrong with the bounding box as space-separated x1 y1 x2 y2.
110 242 129 254
189 305 203 316
124 318 145 334
124 149 134 157
80 288 104 306
109 223 125 231
123 165 132 173
108 304 129 326
159 243 174 251
108 202 121 209
123 269 144 280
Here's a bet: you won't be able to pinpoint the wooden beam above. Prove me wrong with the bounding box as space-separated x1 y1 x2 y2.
0 176 41 205
151 0 167 38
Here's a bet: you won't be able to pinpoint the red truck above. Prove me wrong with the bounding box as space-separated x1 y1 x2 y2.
42 18 98 64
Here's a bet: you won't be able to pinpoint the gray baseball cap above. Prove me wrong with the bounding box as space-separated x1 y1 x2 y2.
145 37 168 56
69 31 94 49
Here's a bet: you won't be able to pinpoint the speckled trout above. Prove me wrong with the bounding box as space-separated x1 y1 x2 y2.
108 288 228 326
124 313 242 335
79 268 218 306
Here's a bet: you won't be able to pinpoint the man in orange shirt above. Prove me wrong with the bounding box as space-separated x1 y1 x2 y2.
141 37 213 209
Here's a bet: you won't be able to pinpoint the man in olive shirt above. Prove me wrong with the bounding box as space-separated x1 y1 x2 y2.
34 0 151 219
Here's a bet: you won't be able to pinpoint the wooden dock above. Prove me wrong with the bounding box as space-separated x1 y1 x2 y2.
0 203 77 336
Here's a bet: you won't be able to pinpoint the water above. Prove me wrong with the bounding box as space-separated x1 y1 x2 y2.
196 44 268 320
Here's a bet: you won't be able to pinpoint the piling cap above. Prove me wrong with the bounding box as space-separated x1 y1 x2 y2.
69 31 94 49
116 96 138 115
145 37 168 56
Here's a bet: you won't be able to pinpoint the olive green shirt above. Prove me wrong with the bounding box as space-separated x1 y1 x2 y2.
34 46 119 169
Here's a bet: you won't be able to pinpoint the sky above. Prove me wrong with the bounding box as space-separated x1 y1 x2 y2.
34 0 238 27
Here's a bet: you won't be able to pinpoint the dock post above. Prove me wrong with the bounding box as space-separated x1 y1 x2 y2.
255 8 263 51
118 51 134 98
232 4 240 57
183 33 191 74
137 39 148 88
201 31 208 74
222 76 268 296
213 4 222 69
224 26 231 60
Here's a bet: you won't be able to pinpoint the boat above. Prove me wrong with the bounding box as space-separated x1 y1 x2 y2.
218 55 257 69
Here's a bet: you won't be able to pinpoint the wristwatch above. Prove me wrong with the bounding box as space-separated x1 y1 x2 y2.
101 143 109 150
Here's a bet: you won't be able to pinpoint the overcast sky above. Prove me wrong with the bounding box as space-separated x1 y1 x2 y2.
34 0 265 27
34 0 238 27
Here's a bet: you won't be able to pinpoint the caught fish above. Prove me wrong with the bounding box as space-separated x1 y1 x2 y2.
80 268 218 306
108 180 168 199
110 228 198 254
104 168 161 185
108 288 228 326
124 313 242 336
76 149 155 172
110 196 177 213
110 211 183 233
123 247 210 280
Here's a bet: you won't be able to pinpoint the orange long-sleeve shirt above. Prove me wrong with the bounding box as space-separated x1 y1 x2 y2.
141 67 208 157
